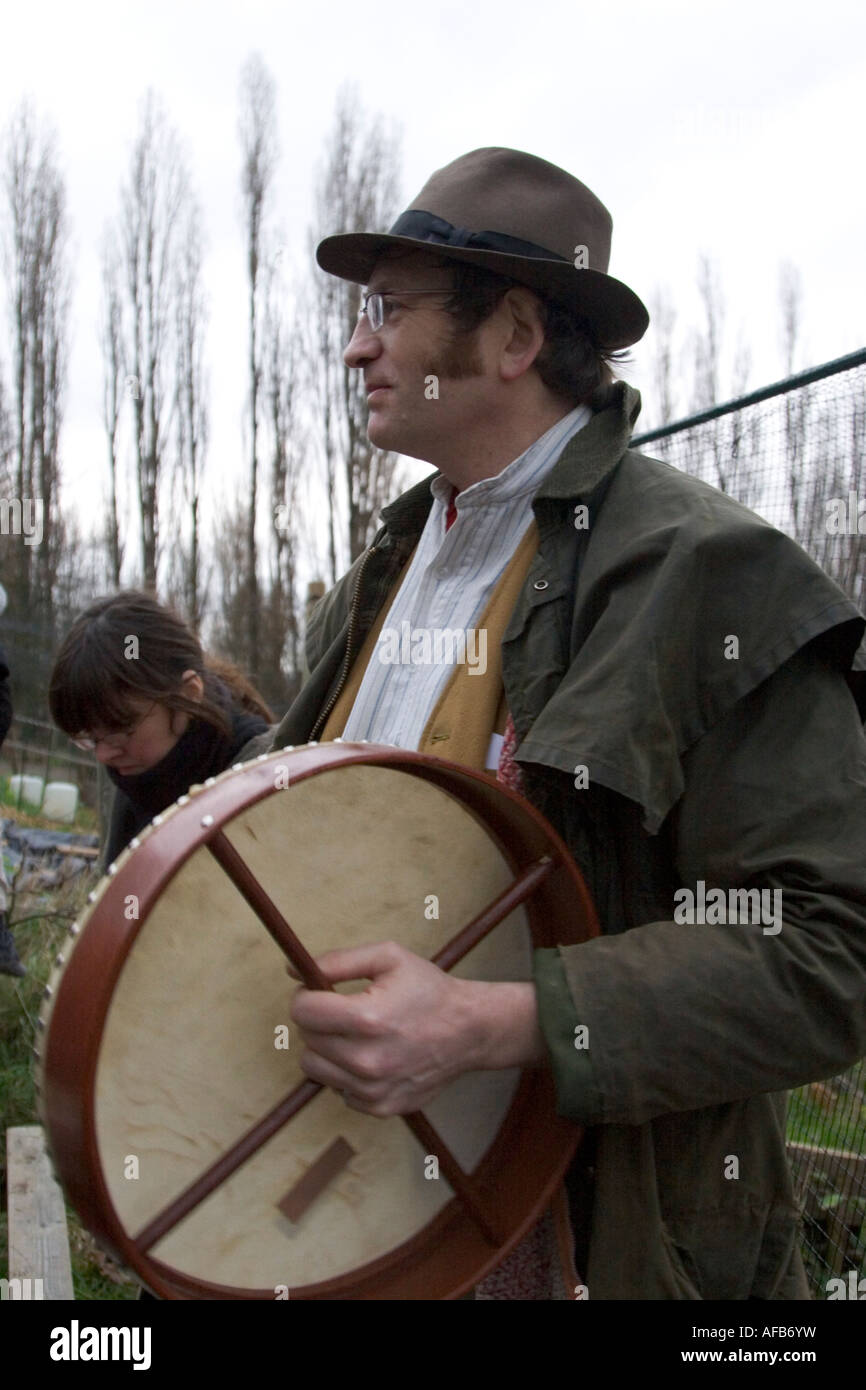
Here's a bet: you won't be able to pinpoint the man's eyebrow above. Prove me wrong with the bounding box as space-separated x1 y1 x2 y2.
363 284 409 299
365 280 454 295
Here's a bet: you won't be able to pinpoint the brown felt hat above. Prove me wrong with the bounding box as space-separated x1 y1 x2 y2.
316 147 649 350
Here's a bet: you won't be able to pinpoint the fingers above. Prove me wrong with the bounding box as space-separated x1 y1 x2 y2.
287 941 406 1031
298 1046 392 1114
291 982 380 1035
284 942 398 985
309 941 404 984
299 1047 363 1093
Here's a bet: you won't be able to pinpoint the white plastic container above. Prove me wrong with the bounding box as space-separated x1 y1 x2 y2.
42 782 79 823
10 774 44 807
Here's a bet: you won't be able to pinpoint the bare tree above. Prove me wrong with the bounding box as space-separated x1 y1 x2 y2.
210 498 248 671
1 102 70 635
258 262 303 707
646 286 677 428
238 53 278 681
779 262 808 536
52 511 104 636
100 229 124 587
171 196 209 628
684 254 729 494
0 368 14 602
644 257 765 511
726 331 761 513
308 85 402 580
691 253 724 413
778 262 803 378
0 370 12 493
119 91 188 590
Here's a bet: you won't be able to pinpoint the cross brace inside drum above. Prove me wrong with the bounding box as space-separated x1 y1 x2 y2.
134 838 555 1254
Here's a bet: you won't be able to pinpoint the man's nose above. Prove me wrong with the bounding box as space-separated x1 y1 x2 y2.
344 313 381 369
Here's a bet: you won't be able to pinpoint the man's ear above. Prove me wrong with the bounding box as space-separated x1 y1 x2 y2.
498 287 546 382
180 669 205 703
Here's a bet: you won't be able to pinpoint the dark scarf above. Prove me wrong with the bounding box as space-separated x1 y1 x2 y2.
104 681 269 865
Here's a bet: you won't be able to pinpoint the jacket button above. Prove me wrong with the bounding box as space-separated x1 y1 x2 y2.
533 579 549 591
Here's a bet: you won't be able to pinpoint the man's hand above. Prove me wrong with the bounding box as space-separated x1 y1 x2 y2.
290 940 545 1116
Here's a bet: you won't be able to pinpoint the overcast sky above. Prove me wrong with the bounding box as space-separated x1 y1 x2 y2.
1 0 864 581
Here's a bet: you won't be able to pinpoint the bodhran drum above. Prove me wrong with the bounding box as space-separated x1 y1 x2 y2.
37 743 598 1300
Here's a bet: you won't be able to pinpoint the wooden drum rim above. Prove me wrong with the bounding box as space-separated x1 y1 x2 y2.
37 742 599 1299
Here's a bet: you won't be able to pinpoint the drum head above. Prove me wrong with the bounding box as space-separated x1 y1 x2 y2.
38 744 597 1299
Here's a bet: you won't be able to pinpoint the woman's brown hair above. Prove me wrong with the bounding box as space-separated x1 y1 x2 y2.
49 590 273 739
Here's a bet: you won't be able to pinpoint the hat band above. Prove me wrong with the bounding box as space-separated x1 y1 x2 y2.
389 209 570 264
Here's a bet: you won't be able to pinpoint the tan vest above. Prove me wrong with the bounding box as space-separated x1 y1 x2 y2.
322 522 539 769
322 518 579 1297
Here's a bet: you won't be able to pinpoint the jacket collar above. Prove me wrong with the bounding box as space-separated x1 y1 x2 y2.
535 382 642 501
378 381 641 543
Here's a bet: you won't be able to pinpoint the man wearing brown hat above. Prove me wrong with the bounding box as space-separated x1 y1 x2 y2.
275 148 866 1299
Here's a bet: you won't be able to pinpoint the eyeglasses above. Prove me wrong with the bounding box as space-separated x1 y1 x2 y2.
358 289 454 332
71 703 156 752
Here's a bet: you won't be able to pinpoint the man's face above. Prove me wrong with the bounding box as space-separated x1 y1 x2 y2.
343 251 492 462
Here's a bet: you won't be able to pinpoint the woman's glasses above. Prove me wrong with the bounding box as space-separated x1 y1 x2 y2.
71 703 156 752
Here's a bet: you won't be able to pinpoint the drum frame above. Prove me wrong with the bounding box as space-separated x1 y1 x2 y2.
38 743 598 1299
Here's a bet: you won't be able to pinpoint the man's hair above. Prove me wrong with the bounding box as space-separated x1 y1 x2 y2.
440 261 626 407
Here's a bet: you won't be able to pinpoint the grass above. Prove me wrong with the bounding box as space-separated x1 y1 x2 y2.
0 773 98 835
0 841 138 1300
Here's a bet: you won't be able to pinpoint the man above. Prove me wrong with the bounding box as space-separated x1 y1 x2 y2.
274 148 866 1299
0 639 26 977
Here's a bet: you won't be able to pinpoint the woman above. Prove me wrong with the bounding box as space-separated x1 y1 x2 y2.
49 591 274 867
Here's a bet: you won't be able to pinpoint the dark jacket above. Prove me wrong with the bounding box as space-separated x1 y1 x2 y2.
104 686 269 867
269 381 866 1299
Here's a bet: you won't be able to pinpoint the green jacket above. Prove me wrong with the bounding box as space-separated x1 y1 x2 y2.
270 382 866 1299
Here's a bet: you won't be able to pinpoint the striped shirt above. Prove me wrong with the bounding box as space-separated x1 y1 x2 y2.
341 404 591 749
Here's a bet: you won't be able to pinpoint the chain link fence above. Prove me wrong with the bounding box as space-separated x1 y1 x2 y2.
634 347 866 1298
632 347 866 615
0 610 64 729
0 715 99 809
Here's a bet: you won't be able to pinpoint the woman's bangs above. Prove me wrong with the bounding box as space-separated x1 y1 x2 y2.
54 666 143 738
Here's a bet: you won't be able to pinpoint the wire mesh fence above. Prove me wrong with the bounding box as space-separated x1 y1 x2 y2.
786 1063 866 1298
634 348 866 1298
0 715 99 809
0 610 65 729
632 347 866 616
